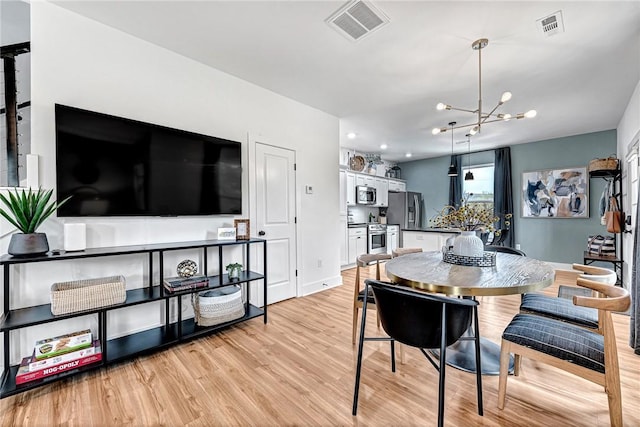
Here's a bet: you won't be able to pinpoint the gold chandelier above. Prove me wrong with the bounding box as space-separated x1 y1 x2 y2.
432 38 537 136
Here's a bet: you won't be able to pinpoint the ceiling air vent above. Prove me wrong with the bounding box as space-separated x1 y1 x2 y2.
326 0 389 42
536 10 565 37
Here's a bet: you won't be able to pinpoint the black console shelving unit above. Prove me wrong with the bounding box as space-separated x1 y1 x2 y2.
586 168 624 286
0 238 267 398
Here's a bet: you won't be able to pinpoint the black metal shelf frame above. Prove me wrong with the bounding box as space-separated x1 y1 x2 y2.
587 168 624 285
0 238 267 398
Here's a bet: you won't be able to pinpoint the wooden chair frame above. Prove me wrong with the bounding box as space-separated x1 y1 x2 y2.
499 277 630 427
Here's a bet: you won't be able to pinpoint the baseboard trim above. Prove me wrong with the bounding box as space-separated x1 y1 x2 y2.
301 275 343 296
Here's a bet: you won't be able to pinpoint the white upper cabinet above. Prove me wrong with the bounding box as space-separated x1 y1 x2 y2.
388 179 406 192
346 172 356 206
339 170 347 215
375 177 388 207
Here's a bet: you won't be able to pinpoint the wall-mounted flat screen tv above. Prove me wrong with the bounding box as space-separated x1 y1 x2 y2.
55 104 242 217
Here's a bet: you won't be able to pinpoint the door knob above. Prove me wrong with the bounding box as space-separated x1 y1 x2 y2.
258 230 266 236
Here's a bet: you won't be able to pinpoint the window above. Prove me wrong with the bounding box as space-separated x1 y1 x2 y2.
462 163 494 212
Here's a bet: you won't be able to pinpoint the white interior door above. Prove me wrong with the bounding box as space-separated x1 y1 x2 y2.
255 143 297 304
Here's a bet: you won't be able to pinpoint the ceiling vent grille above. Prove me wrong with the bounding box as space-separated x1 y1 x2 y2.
326 0 389 42
537 10 565 37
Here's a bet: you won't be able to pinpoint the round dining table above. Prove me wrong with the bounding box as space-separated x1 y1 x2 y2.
385 250 555 375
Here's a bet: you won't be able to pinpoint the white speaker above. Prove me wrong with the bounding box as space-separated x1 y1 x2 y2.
64 223 86 252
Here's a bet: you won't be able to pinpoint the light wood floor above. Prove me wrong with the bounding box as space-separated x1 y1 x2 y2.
1 266 639 426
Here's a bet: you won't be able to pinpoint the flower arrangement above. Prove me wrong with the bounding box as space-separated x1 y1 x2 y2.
433 204 499 232
433 197 511 233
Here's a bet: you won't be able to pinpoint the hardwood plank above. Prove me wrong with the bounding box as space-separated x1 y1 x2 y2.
0 265 638 426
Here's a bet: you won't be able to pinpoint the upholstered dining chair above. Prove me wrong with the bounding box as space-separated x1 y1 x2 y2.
391 247 423 258
352 253 392 345
353 279 483 427
519 263 617 330
498 277 630 427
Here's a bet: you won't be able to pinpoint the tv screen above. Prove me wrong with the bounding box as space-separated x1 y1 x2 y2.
55 104 242 217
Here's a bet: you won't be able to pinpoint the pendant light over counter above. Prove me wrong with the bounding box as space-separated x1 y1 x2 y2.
464 133 474 181
447 121 457 177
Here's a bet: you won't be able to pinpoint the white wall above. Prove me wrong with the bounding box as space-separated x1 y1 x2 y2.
618 78 640 288
1 1 341 364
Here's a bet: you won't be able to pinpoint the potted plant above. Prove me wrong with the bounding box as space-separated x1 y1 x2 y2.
0 188 71 256
225 262 243 280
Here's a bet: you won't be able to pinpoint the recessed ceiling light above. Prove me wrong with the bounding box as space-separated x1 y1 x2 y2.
347 132 357 139
405 153 412 158
380 144 387 149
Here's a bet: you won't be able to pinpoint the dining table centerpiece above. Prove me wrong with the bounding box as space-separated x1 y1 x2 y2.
433 200 503 257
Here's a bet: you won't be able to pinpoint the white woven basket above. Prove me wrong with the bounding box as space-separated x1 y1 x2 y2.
192 285 244 327
50 275 126 315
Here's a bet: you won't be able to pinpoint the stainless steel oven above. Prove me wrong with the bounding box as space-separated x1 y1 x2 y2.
367 224 387 254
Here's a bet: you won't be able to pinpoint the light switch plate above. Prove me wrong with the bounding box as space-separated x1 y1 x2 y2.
305 185 313 194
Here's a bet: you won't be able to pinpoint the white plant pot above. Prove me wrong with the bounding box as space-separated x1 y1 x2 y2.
452 231 484 257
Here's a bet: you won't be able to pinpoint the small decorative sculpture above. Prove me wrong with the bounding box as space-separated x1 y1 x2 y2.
177 259 198 278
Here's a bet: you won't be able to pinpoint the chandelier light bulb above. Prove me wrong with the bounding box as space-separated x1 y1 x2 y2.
500 91 512 103
347 132 356 139
524 109 537 118
436 103 448 111
380 144 387 149
469 125 479 135
432 127 442 135
405 153 412 158
501 113 512 121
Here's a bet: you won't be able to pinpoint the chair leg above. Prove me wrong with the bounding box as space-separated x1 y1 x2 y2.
513 354 522 376
605 360 623 427
352 306 359 345
497 339 511 410
390 339 396 373
437 307 447 427
352 287 371 415
472 305 483 416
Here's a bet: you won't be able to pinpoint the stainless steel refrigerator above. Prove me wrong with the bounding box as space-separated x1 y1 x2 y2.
386 191 423 231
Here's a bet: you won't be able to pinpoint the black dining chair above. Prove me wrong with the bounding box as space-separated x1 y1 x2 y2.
352 279 483 427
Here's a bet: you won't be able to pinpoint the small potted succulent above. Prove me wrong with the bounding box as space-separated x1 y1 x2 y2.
0 188 71 256
225 262 243 280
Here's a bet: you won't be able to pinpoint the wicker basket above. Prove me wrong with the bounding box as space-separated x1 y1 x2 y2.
588 157 619 173
51 275 126 315
192 286 245 327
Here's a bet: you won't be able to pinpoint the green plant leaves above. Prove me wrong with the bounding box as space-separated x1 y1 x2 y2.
0 188 71 234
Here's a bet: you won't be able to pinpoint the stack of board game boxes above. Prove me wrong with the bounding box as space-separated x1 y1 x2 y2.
16 329 102 385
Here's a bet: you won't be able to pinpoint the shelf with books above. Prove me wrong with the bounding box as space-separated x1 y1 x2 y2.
0 237 267 399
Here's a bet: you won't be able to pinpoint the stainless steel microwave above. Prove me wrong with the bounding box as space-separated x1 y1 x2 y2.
356 185 376 205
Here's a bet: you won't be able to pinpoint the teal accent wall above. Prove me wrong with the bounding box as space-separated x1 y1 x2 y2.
399 129 617 263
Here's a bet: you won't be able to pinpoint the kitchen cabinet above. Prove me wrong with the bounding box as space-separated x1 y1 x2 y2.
339 170 347 215
388 179 406 192
348 227 367 265
346 172 356 206
356 175 375 188
402 230 456 252
375 178 388 207
386 225 399 255
342 170 405 208
340 217 349 266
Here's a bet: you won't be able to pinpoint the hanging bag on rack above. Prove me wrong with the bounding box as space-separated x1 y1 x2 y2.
605 196 623 234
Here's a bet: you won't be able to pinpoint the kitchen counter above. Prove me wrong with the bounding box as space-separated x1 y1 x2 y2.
401 229 460 252
401 228 461 234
